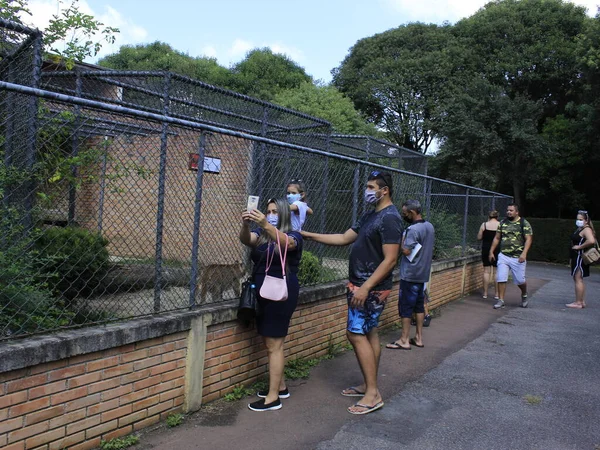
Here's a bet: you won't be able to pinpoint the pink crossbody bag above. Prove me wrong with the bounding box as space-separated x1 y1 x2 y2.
259 232 289 301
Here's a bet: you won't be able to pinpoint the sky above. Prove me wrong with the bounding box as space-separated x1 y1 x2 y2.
23 0 600 82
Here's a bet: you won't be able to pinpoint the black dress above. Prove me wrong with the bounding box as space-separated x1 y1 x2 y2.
481 222 499 267
570 228 589 278
251 229 303 337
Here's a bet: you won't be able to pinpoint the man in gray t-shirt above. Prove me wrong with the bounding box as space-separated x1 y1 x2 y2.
387 200 435 351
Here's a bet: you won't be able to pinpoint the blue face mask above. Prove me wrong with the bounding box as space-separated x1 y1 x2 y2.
364 188 381 205
266 214 279 227
287 193 302 204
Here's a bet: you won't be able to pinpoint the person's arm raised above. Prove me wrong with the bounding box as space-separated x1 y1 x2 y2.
240 211 259 247
301 228 357 246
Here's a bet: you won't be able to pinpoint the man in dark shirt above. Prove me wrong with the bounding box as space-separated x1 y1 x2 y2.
302 171 402 415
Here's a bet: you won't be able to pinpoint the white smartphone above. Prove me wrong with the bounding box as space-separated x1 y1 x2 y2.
247 195 259 211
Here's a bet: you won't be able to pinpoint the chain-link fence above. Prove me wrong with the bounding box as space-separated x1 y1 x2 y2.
0 19 511 340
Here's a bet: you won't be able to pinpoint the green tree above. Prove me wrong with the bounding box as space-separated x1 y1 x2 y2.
98 41 233 87
274 82 378 135
332 23 463 152
433 0 593 214
0 0 119 68
230 48 312 101
453 0 588 121
432 78 547 209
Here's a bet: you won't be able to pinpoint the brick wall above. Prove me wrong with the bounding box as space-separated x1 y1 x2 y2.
0 333 187 450
0 257 481 450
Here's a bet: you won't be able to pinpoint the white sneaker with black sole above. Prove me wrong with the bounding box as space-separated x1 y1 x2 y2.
248 398 282 411
257 387 290 399
493 299 505 309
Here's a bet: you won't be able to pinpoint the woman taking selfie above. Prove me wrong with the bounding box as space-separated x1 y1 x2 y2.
240 198 303 411
566 210 596 309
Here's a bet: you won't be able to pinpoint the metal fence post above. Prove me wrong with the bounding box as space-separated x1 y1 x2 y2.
97 138 108 232
189 132 207 307
352 164 359 225
462 188 470 256
425 179 432 220
153 72 171 313
23 31 43 231
258 107 268 203
68 70 82 225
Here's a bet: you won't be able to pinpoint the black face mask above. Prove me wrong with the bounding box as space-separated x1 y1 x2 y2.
507 215 516 221
403 215 413 224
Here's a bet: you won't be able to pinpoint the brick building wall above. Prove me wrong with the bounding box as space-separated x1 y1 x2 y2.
0 257 482 450
76 129 252 266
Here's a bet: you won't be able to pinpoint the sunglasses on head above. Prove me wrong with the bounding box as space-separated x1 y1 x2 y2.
369 170 388 187
578 210 588 214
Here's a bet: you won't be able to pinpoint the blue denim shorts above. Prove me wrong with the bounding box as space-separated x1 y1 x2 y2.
346 282 390 335
398 280 425 318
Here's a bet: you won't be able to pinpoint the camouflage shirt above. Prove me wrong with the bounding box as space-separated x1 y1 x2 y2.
498 218 533 258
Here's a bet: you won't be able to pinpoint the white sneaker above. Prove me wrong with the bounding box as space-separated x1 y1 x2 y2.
521 295 529 308
493 299 505 309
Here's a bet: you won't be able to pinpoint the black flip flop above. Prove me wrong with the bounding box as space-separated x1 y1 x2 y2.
409 338 424 348
386 341 411 350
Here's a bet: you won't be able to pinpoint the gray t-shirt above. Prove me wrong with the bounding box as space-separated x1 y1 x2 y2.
400 220 435 283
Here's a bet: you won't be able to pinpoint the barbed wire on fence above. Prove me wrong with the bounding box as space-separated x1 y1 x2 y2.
0 19 511 340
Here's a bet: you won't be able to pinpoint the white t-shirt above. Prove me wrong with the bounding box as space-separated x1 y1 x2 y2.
291 201 309 231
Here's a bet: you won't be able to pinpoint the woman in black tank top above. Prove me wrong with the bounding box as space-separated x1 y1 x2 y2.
477 210 500 299
566 210 596 309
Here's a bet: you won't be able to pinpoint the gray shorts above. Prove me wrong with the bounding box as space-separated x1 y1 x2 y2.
496 252 526 285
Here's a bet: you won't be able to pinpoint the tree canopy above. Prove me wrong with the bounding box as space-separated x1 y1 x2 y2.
274 82 379 135
332 23 462 152
97 41 232 87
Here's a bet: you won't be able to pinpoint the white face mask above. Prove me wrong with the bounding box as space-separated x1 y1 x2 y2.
266 214 278 227
576 220 584 228
364 188 381 205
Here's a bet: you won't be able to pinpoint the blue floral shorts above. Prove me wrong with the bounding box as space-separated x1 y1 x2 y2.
346 282 391 335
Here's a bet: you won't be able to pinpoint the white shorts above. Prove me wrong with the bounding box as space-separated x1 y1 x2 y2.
496 252 526 285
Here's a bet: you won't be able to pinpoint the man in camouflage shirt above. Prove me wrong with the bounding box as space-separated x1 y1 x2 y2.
488 204 533 309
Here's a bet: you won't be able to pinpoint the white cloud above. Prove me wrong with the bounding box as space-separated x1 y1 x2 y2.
201 45 218 58
21 0 148 62
381 0 599 22
229 38 254 60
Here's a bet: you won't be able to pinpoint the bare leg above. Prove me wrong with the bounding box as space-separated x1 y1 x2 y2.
483 265 491 297
263 337 285 404
348 326 383 394
497 282 507 302
413 312 424 346
518 282 528 296
569 271 586 307
493 267 499 298
347 330 382 411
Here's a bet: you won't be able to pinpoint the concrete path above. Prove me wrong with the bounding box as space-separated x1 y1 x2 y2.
138 263 600 450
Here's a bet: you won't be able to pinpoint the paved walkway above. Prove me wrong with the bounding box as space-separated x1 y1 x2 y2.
138 263 600 450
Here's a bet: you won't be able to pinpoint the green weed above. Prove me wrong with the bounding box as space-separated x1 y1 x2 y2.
224 385 252 401
166 413 184 427
284 357 319 380
99 435 139 450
